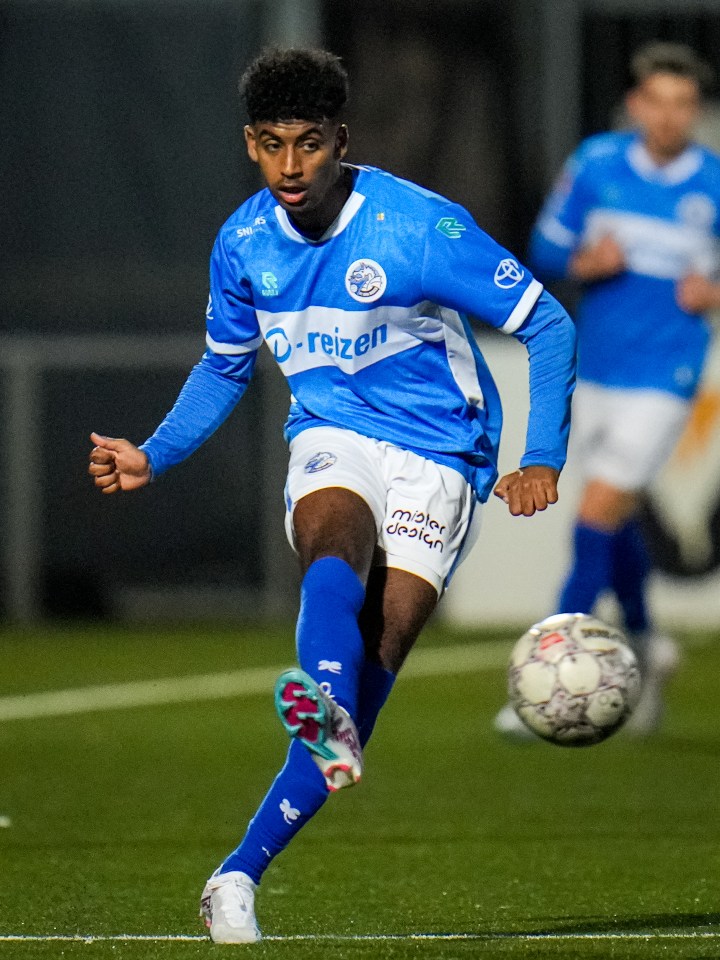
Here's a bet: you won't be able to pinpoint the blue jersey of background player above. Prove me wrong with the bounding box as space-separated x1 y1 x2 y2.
518 42 720 737
89 48 576 942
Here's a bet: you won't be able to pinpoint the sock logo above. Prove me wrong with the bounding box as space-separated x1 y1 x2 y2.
279 799 300 824
318 659 342 674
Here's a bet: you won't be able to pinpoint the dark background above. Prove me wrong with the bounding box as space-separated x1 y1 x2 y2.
2 0 719 619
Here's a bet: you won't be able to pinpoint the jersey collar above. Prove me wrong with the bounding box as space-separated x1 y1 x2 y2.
626 138 703 185
274 166 366 245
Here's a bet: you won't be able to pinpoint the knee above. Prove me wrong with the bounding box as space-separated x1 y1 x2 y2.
578 481 638 531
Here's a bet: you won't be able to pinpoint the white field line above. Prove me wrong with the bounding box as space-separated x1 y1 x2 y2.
1 931 719 943
0 641 509 723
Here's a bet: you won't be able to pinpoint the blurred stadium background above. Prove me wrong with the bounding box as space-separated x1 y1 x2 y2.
2 0 720 627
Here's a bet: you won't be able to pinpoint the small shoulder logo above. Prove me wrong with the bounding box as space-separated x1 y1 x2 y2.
261 271 280 297
304 452 337 473
345 259 387 303
494 258 524 289
435 217 466 239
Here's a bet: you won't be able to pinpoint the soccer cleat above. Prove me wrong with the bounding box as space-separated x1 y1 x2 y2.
199 869 261 944
625 632 681 736
274 668 363 791
493 702 538 742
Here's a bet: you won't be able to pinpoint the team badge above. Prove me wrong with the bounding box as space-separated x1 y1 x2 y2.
345 259 387 303
494 258 524 289
304 452 337 473
676 193 716 229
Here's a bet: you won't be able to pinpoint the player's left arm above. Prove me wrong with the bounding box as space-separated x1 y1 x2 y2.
421 207 577 517
491 290 575 515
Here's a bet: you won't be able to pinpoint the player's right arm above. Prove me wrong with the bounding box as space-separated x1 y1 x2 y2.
529 141 624 283
89 227 261 494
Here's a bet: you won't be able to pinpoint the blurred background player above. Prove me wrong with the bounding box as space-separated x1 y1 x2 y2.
88 48 575 941
496 42 720 739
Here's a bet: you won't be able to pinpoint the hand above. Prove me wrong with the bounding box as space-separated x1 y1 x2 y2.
675 273 720 314
569 235 625 282
493 465 560 517
88 432 152 494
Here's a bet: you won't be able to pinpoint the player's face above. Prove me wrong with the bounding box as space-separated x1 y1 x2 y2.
245 120 349 232
626 72 701 162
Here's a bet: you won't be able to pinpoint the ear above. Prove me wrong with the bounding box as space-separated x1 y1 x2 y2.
335 123 349 160
625 89 641 124
244 125 259 163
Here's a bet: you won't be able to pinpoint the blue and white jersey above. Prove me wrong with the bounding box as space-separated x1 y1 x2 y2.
531 131 720 398
200 165 575 500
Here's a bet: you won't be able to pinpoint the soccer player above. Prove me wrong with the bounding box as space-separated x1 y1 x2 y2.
88 48 576 942
496 42 720 739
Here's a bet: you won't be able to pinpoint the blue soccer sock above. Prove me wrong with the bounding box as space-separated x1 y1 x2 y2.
356 659 396 746
611 518 651 635
558 521 615 615
218 656 396 884
295 557 366 717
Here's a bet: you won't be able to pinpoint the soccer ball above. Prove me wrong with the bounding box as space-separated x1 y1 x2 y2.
508 613 641 746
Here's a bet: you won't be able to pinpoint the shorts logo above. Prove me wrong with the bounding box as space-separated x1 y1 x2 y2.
304 452 337 473
346 259 387 303
385 509 446 551
205 295 214 320
494 258 524 289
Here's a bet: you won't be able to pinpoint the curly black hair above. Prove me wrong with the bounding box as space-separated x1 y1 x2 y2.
240 47 349 124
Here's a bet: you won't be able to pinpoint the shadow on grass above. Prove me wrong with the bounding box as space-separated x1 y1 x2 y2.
535 912 720 934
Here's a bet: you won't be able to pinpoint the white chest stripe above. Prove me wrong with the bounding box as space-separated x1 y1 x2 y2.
440 307 485 409
584 209 720 280
254 303 429 375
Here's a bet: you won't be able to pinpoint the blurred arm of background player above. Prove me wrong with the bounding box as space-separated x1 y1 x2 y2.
568 233 720 313
568 234 626 282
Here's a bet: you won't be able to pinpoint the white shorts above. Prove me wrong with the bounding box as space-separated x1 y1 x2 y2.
570 382 691 491
284 426 482 594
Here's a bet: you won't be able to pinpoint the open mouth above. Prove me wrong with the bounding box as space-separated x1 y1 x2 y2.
277 185 307 205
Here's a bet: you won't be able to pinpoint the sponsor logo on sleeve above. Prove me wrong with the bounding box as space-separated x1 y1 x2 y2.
435 216 466 239
494 258 524 289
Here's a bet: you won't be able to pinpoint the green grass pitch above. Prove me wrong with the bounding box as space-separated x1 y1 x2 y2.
0 620 719 958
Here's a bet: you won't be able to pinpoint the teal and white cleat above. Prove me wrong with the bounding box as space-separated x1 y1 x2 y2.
274 668 363 791
200 869 261 944
493 702 538 742
625 632 681 736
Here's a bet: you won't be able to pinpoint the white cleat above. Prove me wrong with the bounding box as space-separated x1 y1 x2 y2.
493 702 538 742
625 632 681 736
274 668 363 791
200 869 261 944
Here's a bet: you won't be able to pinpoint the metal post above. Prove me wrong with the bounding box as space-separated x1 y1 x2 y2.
4 348 43 621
